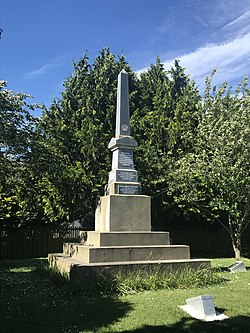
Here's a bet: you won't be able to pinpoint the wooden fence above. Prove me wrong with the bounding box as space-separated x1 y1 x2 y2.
1 223 249 260
0 226 85 259
154 220 250 258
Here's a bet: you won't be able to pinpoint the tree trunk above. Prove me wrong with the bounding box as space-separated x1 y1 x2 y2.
228 215 242 259
232 244 241 259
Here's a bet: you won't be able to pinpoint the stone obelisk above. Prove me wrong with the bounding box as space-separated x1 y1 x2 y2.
95 69 151 232
107 69 140 195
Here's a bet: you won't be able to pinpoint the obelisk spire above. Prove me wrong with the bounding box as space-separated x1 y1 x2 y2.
115 69 130 137
106 69 141 196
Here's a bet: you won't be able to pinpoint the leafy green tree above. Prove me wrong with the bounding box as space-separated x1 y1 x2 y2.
2 48 248 253
169 74 250 258
40 49 138 226
0 81 42 226
131 59 202 224
39 55 202 227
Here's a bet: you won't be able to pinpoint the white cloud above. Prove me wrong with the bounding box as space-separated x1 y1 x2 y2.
25 63 53 78
137 32 250 90
221 9 250 39
223 10 250 30
25 55 67 79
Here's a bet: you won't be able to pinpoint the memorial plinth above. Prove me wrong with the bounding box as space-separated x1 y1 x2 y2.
49 70 210 282
95 194 151 232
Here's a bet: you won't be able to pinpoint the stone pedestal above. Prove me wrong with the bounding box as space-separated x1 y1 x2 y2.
95 195 151 232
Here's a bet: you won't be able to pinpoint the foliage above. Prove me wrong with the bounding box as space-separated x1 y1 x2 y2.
0 81 37 158
39 49 138 226
0 81 43 226
40 54 203 227
169 73 250 258
1 48 249 251
132 59 202 222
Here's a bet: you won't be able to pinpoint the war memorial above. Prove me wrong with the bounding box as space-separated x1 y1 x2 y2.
49 70 210 282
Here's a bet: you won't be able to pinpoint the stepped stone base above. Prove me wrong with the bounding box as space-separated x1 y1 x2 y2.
63 243 190 263
81 231 171 247
49 231 211 283
48 253 210 284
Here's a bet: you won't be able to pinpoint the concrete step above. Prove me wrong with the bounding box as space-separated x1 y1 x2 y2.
63 243 190 263
81 231 170 247
48 253 211 283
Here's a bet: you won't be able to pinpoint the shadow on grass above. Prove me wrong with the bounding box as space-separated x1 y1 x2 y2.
0 259 133 333
115 315 250 333
212 267 230 273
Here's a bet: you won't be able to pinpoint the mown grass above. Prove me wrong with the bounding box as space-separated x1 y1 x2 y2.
0 258 250 333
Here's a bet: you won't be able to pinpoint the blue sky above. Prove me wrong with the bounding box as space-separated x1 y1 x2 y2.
1 0 250 116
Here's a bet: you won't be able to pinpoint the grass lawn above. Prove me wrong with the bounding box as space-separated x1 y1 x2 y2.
0 258 250 333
